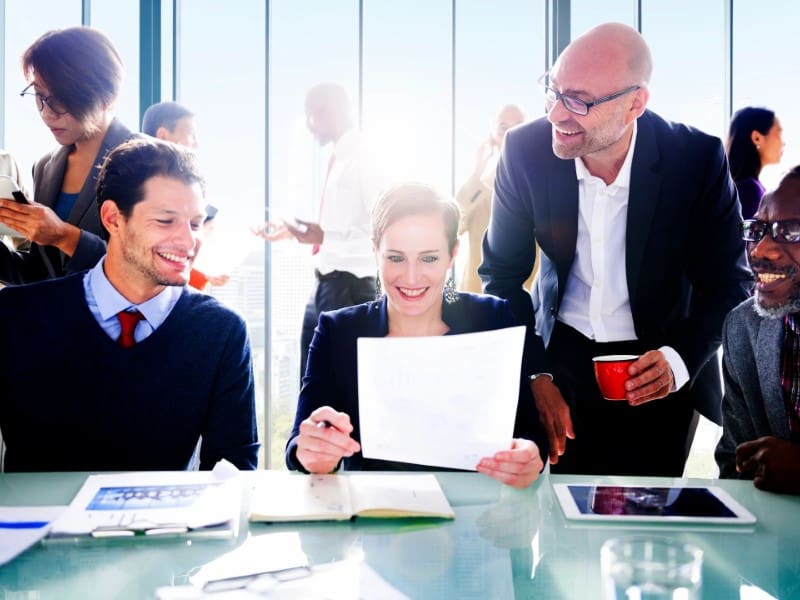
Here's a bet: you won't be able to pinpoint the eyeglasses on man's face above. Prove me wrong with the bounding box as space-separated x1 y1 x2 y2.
538 74 640 117
20 83 69 116
742 219 800 244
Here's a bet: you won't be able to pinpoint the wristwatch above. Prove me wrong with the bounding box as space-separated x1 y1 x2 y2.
528 373 554 383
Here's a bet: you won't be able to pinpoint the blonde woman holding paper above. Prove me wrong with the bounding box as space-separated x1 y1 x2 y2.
285 182 546 489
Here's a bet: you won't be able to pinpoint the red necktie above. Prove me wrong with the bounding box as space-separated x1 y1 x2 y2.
311 154 336 256
117 310 144 348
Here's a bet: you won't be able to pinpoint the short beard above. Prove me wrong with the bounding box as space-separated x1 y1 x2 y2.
753 294 800 319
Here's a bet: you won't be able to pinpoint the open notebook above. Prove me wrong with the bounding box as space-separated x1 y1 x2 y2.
249 472 454 522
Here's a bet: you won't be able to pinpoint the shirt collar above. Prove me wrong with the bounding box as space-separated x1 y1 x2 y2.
574 119 638 190
87 257 182 328
333 128 359 160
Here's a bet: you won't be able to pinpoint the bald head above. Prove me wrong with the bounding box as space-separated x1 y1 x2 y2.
559 23 652 87
492 104 526 146
305 82 353 145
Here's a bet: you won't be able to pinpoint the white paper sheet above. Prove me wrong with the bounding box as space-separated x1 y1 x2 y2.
157 558 409 600
188 531 310 589
357 325 525 470
0 505 66 566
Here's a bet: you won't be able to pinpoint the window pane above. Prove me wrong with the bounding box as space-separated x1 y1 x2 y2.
177 0 268 464
454 1 545 188
570 0 635 37
732 1 798 190
362 0 452 191
91 0 140 130
643 0 726 139
3 0 81 193
268 0 358 468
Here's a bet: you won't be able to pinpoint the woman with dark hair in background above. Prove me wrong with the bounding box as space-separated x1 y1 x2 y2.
0 26 135 284
726 106 784 220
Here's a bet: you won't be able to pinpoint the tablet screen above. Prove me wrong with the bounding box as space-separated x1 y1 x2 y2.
552 483 756 525
568 485 735 518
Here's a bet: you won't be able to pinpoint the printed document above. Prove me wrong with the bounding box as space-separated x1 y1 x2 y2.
48 460 242 538
357 325 525 470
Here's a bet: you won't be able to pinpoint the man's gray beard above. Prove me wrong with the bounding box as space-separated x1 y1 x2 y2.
753 293 800 319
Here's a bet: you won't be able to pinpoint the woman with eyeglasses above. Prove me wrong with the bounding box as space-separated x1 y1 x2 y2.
0 27 136 285
726 107 785 220
285 182 547 489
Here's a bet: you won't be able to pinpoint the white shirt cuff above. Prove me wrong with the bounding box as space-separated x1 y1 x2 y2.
659 345 689 392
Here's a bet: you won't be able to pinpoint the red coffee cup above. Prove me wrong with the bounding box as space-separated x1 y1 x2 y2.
592 354 638 401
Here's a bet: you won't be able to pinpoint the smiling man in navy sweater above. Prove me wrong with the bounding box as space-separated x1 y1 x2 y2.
0 138 259 472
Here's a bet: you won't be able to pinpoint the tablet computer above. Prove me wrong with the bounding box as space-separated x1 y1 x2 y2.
553 483 756 525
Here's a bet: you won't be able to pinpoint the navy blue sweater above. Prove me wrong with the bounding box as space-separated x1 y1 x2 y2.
0 273 259 472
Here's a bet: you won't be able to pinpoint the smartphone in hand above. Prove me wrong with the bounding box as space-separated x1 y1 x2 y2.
0 175 28 237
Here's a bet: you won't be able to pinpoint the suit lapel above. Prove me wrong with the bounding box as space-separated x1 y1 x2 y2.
626 113 661 301
67 119 131 226
546 156 578 285
36 147 70 209
757 316 791 438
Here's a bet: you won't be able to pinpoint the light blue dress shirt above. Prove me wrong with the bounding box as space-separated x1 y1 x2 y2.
83 258 183 343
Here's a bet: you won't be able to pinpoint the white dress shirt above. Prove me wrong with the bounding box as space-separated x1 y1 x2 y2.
317 129 383 278
558 122 689 391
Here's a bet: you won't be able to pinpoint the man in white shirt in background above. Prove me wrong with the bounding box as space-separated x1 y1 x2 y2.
257 82 381 380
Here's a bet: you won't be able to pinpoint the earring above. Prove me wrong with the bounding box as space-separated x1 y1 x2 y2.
375 273 383 301
444 271 457 304
756 144 761 150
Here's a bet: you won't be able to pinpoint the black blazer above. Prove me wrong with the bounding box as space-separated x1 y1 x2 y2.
0 118 135 284
285 293 548 471
480 110 751 423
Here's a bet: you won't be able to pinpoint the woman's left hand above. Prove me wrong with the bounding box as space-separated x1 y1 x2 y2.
476 438 544 489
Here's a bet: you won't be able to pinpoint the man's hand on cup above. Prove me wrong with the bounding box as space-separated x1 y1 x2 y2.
624 350 675 405
476 438 544 489
296 406 361 474
530 377 574 464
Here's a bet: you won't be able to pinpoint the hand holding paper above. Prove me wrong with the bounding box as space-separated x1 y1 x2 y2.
476 438 544 489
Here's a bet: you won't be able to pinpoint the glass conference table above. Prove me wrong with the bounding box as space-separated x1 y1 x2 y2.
1 470 798 599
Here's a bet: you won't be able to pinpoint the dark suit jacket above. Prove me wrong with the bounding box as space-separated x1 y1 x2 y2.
479 110 751 423
715 298 790 477
0 118 135 284
285 292 548 471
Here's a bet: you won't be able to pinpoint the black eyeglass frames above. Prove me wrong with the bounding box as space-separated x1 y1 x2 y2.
20 83 69 116
742 219 800 244
537 74 641 117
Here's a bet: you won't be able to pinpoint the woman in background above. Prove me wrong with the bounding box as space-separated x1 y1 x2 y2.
726 106 784 219
0 27 135 284
286 182 546 489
